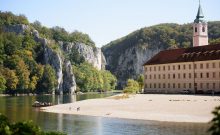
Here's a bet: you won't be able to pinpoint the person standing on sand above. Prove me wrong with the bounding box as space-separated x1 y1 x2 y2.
77 107 80 111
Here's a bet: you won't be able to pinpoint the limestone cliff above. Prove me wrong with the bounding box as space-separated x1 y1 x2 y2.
104 45 162 88
4 24 106 94
60 42 106 70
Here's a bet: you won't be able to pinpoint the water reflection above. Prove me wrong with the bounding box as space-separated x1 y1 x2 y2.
0 94 211 135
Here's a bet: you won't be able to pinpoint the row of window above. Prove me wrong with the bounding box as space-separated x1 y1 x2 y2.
145 62 219 72
195 26 206 33
145 72 220 80
145 83 218 89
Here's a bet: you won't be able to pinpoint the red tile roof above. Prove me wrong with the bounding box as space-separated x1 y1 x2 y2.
143 44 220 65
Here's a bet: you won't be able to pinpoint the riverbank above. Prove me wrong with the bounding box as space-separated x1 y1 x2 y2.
41 94 220 123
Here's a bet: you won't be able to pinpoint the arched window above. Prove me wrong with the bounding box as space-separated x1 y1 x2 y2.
195 27 197 32
202 27 205 32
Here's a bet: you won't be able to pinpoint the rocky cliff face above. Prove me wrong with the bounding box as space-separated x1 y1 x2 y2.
60 42 106 70
104 45 162 88
4 25 76 94
4 24 106 94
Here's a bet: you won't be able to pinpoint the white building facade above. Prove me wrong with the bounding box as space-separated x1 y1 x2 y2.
143 3 220 94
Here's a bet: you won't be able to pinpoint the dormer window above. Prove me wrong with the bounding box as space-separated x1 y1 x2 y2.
195 27 197 32
202 26 205 32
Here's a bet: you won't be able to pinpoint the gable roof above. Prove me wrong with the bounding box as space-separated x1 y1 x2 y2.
143 44 220 66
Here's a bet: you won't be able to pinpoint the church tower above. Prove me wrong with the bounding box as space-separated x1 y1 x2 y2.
193 1 208 47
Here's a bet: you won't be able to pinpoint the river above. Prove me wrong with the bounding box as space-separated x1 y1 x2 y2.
0 93 210 135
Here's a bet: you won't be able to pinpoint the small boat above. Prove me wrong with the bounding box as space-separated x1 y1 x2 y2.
32 101 53 107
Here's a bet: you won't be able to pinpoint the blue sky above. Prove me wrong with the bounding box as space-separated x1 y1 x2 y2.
0 0 219 47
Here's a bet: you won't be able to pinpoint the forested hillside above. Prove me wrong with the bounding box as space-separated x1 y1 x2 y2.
0 11 116 94
102 22 220 88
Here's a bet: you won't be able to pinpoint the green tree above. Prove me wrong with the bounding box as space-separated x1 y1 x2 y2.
0 114 11 135
68 46 85 65
0 114 66 135
73 62 117 92
0 75 6 91
38 65 57 94
209 106 220 135
2 68 19 91
29 76 38 92
123 79 139 94
137 75 144 92
16 59 30 91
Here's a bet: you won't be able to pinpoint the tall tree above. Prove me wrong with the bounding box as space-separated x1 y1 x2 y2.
2 68 18 91
16 59 30 91
38 65 57 94
0 75 6 91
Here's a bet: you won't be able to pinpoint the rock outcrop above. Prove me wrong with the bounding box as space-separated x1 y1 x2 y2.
3 24 29 34
43 43 64 94
104 46 162 88
3 24 107 94
63 60 77 94
60 42 106 70
3 25 76 94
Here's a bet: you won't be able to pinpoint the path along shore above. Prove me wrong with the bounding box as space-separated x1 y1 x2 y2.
41 94 220 123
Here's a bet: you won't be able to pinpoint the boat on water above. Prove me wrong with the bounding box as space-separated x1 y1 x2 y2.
32 101 53 107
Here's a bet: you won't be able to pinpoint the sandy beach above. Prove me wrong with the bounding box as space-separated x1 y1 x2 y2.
41 94 220 123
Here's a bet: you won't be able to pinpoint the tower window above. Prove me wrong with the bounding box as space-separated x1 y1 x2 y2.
202 27 205 32
195 27 197 32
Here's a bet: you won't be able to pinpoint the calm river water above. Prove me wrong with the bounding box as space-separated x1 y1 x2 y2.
0 93 210 135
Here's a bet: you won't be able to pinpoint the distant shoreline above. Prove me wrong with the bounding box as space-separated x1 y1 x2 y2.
41 94 220 123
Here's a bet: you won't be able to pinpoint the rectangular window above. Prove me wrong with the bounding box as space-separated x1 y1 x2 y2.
195 83 197 90
163 83 166 88
200 83 203 89
159 83 161 88
207 73 209 78
173 83 175 88
168 83 170 88
173 74 175 79
154 83 156 88
194 64 197 69
149 75 151 79
183 73 186 78
150 83 152 88
163 66 165 70
168 74 170 79
213 63 216 68
213 72 216 78
178 83 180 88
178 73 180 79
178 65 180 70
213 83 216 89
189 83 191 88
200 73 203 78
173 65 175 70
154 66 156 71
189 64 191 69
183 65 186 69
207 83 209 89
189 73 191 78
206 63 209 69
149 67 151 71
200 63 203 69
163 74 165 79
194 73 197 78
158 74 161 79
154 74 156 79
158 66 160 71
168 66 170 71
184 83 186 88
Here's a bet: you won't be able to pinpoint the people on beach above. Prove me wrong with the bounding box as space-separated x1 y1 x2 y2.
77 107 80 111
